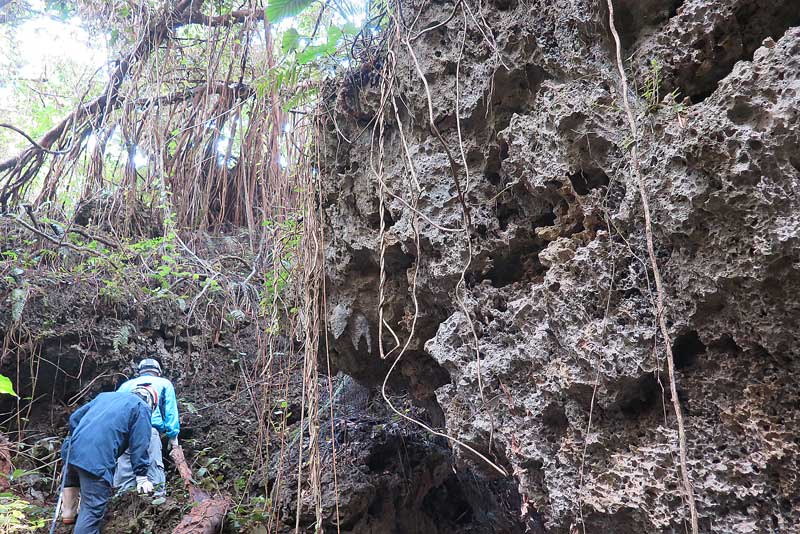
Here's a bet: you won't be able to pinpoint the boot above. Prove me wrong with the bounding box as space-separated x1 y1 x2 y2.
61 487 80 524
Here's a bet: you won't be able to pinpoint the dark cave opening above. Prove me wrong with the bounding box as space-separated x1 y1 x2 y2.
668 0 685 18
383 206 396 228
604 0 683 51
496 202 519 231
672 330 706 369
0 338 102 426
483 245 546 288
486 171 504 186
568 167 610 196
365 441 399 473
422 473 475 525
541 403 569 442
618 373 660 418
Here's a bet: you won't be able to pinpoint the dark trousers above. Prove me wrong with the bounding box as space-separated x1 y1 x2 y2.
64 464 112 534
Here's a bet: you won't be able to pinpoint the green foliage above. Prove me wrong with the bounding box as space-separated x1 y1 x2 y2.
1 251 18 262
180 399 198 414
640 58 684 115
125 231 195 295
99 277 125 305
1 12 105 164
234 475 249 495
192 447 232 491
46 1 78 20
3 468 38 483
281 28 301 53
112 325 132 354
642 59 663 112
230 494 271 530
0 494 47 532
295 26 345 65
258 215 303 320
265 0 316 23
279 20 360 68
0 374 17 397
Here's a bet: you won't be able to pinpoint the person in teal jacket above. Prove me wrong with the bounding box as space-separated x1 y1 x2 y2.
113 359 180 494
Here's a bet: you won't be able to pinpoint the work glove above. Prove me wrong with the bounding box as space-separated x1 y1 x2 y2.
169 437 179 449
136 476 154 494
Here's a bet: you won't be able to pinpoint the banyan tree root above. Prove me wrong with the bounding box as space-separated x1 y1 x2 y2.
170 445 232 534
172 498 232 534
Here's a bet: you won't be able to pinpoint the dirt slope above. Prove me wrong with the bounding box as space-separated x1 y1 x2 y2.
0 226 523 532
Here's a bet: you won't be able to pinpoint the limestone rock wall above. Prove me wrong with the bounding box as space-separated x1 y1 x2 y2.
321 1 800 532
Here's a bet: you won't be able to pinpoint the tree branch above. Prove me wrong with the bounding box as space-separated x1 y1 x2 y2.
0 123 76 155
0 2 266 208
180 9 266 27
0 8 258 166
3 214 117 264
134 82 253 107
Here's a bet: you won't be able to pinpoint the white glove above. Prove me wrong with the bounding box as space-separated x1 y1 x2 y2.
136 476 154 494
169 437 179 449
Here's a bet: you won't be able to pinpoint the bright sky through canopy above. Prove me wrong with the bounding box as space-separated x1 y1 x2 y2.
0 0 368 168
2 0 107 78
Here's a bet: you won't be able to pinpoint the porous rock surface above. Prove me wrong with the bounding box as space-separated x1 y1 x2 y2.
321 0 800 532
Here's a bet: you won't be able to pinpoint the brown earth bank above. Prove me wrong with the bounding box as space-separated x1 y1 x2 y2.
319 0 800 532
0 224 525 533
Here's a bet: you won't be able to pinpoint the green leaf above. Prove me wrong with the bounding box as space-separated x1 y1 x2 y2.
0 375 17 397
253 77 270 100
282 86 318 112
281 28 301 53
342 22 360 36
265 0 315 23
296 25 344 64
326 26 343 46
296 44 332 65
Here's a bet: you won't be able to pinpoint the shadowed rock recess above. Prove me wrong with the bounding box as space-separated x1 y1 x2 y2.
321 0 800 532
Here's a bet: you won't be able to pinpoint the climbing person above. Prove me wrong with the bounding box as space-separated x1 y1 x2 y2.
113 358 180 495
59 386 157 532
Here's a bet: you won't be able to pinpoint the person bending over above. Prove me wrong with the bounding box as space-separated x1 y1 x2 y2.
60 385 158 532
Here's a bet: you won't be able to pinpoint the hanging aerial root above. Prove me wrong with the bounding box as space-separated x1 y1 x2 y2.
605 1 700 532
370 16 508 478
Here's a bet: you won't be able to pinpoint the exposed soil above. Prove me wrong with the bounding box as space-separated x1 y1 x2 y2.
0 221 524 533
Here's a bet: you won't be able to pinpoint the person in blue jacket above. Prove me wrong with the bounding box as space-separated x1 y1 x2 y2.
114 359 180 494
60 386 157 532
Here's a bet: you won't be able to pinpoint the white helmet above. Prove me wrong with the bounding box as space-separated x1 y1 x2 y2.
137 359 162 376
